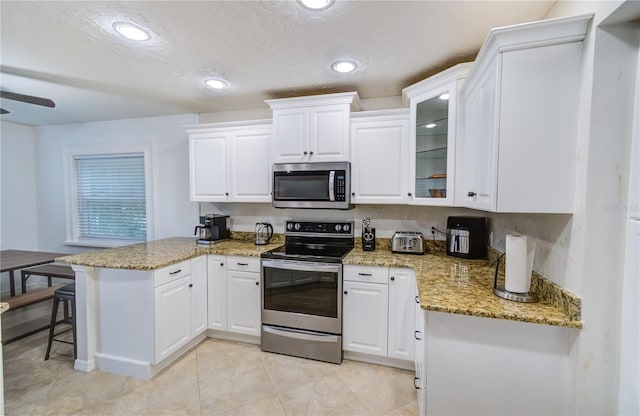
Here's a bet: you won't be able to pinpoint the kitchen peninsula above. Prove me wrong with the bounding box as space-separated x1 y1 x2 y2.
57 236 580 382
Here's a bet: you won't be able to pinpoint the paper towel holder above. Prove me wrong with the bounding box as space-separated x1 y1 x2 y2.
492 254 538 303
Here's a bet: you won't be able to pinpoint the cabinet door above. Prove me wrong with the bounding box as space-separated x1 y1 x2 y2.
409 82 459 206
207 255 227 330
309 104 350 162
189 133 230 201
227 270 261 336
272 108 309 163
230 128 271 202
343 280 388 356
154 276 191 363
459 57 498 211
388 268 416 361
191 256 208 337
415 304 427 416
351 116 409 204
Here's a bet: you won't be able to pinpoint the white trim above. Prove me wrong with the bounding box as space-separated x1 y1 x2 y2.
265 91 362 111
62 143 155 247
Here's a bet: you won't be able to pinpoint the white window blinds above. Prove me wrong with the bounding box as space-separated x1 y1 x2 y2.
74 154 147 241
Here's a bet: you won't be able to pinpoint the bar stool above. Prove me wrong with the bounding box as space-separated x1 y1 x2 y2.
44 283 76 360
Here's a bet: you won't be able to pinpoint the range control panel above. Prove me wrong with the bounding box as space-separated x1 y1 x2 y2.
285 220 353 236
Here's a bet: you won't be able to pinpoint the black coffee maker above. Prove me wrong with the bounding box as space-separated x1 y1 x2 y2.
446 216 487 259
195 214 230 245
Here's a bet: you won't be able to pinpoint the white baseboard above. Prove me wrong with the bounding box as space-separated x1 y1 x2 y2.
206 329 261 345
95 334 207 380
74 358 96 373
344 351 415 371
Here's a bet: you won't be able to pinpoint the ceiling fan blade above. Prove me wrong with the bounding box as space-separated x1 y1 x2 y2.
0 108 9 114
0 90 55 108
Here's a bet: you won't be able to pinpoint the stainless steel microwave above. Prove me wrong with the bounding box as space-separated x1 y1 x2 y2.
272 162 353 209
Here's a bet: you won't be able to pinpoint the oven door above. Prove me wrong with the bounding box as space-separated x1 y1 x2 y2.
262 259 342 334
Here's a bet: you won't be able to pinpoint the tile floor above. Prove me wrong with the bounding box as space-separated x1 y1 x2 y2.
3 314 418 416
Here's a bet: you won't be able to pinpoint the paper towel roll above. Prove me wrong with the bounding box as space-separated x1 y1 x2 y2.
505 234 536 293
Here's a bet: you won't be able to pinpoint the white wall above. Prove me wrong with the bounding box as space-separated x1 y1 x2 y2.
0 121 38 250
33 114 199 254
1 121 39 295
201 202 481 240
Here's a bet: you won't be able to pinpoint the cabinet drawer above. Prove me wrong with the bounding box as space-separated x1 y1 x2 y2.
154 260 191 287
344 265 389 284
226 256 260 273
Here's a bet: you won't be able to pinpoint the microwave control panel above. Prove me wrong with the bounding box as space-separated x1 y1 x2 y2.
335 172 346 201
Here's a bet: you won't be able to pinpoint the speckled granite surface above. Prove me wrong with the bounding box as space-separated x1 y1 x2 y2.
56 237 282 271
57 235 581 329
344 244 582 329
0 302 9 315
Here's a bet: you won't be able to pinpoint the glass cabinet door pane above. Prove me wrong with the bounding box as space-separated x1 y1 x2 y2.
415 94 449 199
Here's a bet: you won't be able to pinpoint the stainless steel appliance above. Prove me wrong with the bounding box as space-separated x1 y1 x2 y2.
391 231 425 254
261 220 354 364
446 216 487 259
272 162 353 209
194 214 230 245
255 222 274 245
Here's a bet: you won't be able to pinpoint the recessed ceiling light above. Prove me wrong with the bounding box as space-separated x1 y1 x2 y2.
113 22 151 41
298 0 334 10
205 79 229 90
438 93 450 100
425 123 437 129
331 61 357 74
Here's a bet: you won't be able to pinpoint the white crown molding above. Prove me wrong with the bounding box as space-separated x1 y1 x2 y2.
265 91 361 111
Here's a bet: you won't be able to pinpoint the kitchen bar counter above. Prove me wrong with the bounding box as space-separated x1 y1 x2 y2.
344 245 582 329
56 236 282 270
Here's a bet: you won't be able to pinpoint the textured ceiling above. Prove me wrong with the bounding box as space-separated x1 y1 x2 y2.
0 1 554 126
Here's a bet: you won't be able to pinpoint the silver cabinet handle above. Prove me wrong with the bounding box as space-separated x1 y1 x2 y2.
237 262 249 266
414 377 421 390
169 269 182 275
415 295 420 304
414 330 423 340
358 273 372 277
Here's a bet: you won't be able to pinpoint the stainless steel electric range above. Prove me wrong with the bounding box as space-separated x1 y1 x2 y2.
260 220 354 364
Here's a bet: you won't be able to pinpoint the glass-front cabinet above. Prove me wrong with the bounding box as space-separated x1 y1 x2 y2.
402 63 471 206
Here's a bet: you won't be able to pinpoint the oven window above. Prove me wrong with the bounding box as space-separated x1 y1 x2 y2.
273 173 329 201
263 267 338 318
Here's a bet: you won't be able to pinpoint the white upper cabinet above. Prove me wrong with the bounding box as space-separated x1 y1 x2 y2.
187 120 272 203
350 109 410 204
189 131 229 201
402 63 472 206
457 14 593 213
266 92 361 163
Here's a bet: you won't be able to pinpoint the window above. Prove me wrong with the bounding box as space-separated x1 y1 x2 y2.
65 147 153 247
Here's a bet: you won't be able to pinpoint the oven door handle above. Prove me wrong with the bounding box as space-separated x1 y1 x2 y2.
263 325 339 343
262 259 341 274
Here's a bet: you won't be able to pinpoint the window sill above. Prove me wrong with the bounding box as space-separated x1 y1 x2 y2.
65 239 145 249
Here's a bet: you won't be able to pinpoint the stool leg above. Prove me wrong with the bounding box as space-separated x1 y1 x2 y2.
71 298 77 359
63 299 69 322
45 298 60 361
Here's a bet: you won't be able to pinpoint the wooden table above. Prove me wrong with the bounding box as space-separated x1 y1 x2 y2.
1 250 66 297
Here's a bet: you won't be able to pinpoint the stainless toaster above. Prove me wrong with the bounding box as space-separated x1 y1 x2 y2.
391 231 425 255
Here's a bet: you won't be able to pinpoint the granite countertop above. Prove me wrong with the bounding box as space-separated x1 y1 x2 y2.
57 235 582 329
56 236 282 271
344 245 582 329
0 302 9 315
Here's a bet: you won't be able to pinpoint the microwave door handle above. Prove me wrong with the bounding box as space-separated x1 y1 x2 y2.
328 171 335 201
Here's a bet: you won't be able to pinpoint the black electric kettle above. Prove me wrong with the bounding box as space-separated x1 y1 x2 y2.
255 222 273 245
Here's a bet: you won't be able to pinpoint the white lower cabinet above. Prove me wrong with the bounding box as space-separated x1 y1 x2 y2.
414 297 427 415
154 276 192 362
343 265 416 363
153 258 208 364
207 255 261 338
343 280 389 356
